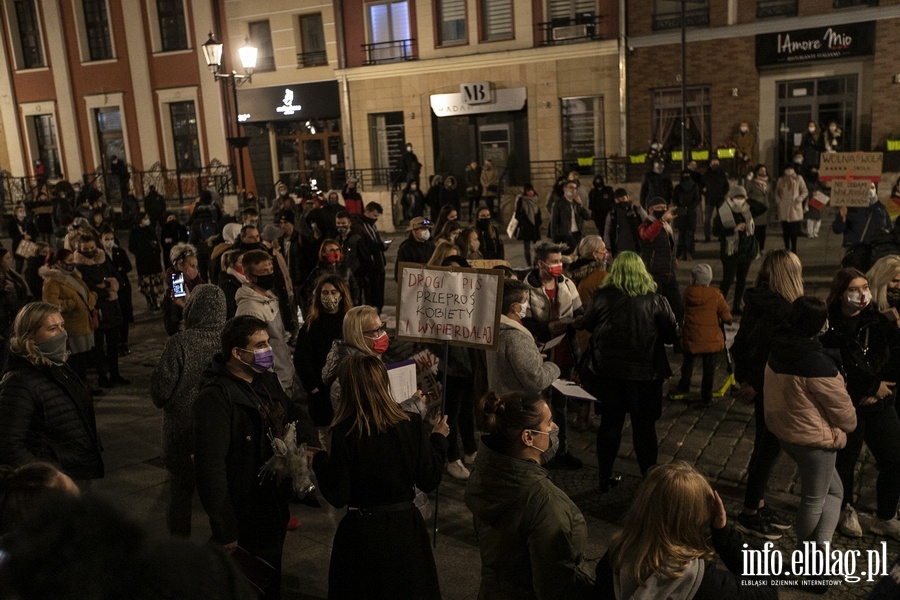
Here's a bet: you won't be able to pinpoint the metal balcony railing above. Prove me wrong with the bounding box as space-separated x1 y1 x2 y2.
833 0 877 7
362 39 416 66
756 0 797 18
652 7 710 31
537 14 604 45
297 50 328 68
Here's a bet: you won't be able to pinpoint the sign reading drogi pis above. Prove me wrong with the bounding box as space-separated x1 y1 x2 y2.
397 263 503 349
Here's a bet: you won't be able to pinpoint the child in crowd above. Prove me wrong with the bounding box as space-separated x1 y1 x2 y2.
676 263 732 405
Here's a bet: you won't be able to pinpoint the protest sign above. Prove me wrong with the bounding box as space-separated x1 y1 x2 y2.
829 180 871 207
818 152 883 181
396 263 503 349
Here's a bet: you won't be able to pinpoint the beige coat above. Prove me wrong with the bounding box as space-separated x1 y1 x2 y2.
40 266 97 337
776 174 808 223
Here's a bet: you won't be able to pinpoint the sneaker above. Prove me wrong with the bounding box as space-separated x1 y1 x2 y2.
870 517 900 541
463 452 477 467
758 505 792 530
447 459 470 481
548 451 583 470
599 475 622 493
736 512 784 541
838 505 863 538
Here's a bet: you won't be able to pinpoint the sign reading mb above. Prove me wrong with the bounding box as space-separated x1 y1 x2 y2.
460 82 492 105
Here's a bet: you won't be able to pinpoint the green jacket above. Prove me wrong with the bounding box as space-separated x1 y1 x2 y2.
465 437 593 600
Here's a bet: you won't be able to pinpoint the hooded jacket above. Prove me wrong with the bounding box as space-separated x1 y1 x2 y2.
681 285 731 354
486 315 560 396
464 436 594 600
764 333 856 449
234 284 295 394
731 284 793 391
150 285 226 464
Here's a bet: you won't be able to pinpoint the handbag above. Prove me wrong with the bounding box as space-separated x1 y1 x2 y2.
505 214 519 239
15 239 37 259
229 546 276 596
89 308 101 330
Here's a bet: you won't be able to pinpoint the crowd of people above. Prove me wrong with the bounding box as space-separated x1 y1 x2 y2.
0 153 899 600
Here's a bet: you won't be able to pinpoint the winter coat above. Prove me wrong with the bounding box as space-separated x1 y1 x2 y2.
746 177 774 220
549 199 591 242
731 284 793 391
23 255 45 301
75 252 122 330
681 285 731 354
481 165 499 198
465 435 594 600
150 285 226 465
734 131 757 165
701 168 730 209
514 194 542 242
486 315 560 396
775 174 808 223
394 235 434 280
477 225 505 261
583 287 679 381
295 310 345 425
40 266 97 338
833 203 892 247
129 225 163 275
321 341 368 410
639 171 673 209
588 184 615 232
6 217 38 257
764 334 856 450
234 285 295 394
604 203 647 256
217 269 243 321
638 219 676 276
713 203 757 262
673 180 701 219
106 245 134 324
0 272 30 338
593 524 777 600
0 354 103 480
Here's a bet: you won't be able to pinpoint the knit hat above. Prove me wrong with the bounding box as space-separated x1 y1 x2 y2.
614 188 628 198
261 224 281 243
691 263 713 286
277 210 295 224
729 185 748 199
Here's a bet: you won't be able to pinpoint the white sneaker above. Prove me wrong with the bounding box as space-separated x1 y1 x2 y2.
447 459 470 481
839 505 863 538
463 452 477 467
870 518 900 542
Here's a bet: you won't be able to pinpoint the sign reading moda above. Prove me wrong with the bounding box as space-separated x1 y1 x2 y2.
755 21 875 67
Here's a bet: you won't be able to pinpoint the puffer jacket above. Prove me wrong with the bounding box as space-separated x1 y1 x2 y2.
486 315 560 396
40 266 97 337
523 270 582 340
234 284 295 394
583 287 678 380
150 285 226 464
764 333 856 449
465 435 594 600
638 219 676 276
681 285 731 354
0 354 103 480
731 284 793 391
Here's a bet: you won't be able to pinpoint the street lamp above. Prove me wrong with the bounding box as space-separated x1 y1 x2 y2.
202 32 256 197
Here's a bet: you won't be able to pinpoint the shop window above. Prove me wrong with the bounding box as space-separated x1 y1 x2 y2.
437 0 466 46
9 0 45 68
298 14 327 67
365 1 413 64
157 0 187 52
369 112 405 186
275 119 344 190
83 0 113 60
561 96 604 168
651 87 711 152
481 0 513 41
169 101 201 172
756 0 797 18
249 21 275 72
30 115 61 179
652 0 709 31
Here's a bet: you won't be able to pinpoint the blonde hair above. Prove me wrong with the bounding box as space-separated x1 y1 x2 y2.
9 302 64 367
342 306 378 356
427 240 459 266
867 255 900 309
332 355 410 437
169 242 197 268
608 462 715 582
756 250 804 302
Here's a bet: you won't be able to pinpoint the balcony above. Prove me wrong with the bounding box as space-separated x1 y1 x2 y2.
537 14 604 46
297 50 328 68
362 39 417 66
652 7 709 31
833 0 877 6
756 0 797 18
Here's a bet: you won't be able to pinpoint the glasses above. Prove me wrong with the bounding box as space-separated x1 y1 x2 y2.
363 323 387 338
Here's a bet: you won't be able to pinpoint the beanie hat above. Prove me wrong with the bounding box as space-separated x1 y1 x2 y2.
614 188 628 198
691 263 713 286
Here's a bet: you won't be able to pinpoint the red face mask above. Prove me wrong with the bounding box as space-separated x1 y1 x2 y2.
326 250 342 264
371 332 390 354
546 264 564 278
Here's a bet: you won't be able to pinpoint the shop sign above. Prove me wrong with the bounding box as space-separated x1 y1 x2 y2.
755 22 875 67
236 80 339 123
460 82 491 105
430 87 526 117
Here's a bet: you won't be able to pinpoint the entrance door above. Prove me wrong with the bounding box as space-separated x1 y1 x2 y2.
775 75 856 174
479 124 510 183
274 119 344 191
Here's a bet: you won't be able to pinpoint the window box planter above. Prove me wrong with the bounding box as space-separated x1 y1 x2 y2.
629 153 647 164
887 140 900 152
717 148 736 159
692 150 709 161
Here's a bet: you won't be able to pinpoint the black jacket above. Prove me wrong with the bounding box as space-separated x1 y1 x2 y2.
583 287 678 380
731 284 793 391
0 355 103 480
6 218 39 255
604 202 646 257
589 184 615 231
701 168 730 208
639 171 673 208
514 195 542 242
129 225 163 275
351 214 387 271
394 235 434 280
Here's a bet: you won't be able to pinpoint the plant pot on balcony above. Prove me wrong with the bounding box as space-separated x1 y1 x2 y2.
887 140 900 152
576 156 594 167
717 148 736 159
670 150 683 162
691 150 709 161
629 153 647 164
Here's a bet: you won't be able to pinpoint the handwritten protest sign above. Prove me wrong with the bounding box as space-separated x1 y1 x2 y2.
397 263 503 349
829 180 872 207
818 152 883 181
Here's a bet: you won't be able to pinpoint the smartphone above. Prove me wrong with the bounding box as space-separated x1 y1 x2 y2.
171 272 187 299
383 239 393 247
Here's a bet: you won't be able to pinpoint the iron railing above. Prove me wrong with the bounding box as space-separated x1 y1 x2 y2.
297 50 327 68
652 7 710 30
362 39 416 65
832 0 877 6
756 0 797 18
537 14 604 45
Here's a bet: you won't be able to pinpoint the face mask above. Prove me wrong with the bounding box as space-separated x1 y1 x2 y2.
740 127 748 133
732 198 747 208
406 145 412 152
869 190 878 204
337 226 349 235
279 190 288 196
545 264 563 278
142 219 151 227
477 218 491 229
61 263 76 273
369 331 390 354
819 320 830 336
103 240 115 250
418 229 431 242
564 190 575 200
808 127 816 133
36 330 68 365
653 165 664 174
516 301 528 320
845 290 871 310
238 346 275 373
529 428 559 464
326 250 342 264
254 273 276 290
794 158 803 165
449 233 459 242
887 287 900 308
321 295 341 312
526 191 535 197
410 184 417 191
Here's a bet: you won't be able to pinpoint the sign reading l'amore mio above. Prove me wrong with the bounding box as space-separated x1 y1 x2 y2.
397 263 503 349
756 21 875 67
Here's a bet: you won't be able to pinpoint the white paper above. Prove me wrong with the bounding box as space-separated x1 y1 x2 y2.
386 360 417 404
539 334 566 353
552 379 598 402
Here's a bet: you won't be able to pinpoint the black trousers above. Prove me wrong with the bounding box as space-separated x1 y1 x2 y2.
94 327 120 380
363 268 386 313
652 273 683 323
719 255 752 308
782 221 801 253
755 224 768 253
594 378 663 482
444 374 477 462
744 392 782 511
678 351 717 402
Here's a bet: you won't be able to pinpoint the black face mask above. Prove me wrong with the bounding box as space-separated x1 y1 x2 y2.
477 218 491 229
887 287 900 309
254 273 276 290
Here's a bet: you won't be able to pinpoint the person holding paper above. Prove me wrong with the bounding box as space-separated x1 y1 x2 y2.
832 181 890 249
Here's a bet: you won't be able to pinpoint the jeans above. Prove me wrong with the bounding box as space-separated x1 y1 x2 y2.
652 273 683 323
522 240 534 267
782 221 801 253
755 224 768 254
744 392 782 511
781 441 842 545
676 211 696 258
444 375 477 462
593 378 663 482
719 255 752 308
836 404 900 520
679 352 717 402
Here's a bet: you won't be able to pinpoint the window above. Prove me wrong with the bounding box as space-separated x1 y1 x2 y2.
83 0 113 60
368 112 404 185
157 0 187 51
833 0 877 6
169 101 200 172
437 0 466 45
481 0 513 41
544 0 597 44
12 0 44 68
652 87 711 151
298 14 327 67
365 1 413 64
652 0 709 30
549 0 595 22
31 115 60 178
756 0 797 18
249 20 275 71
561 97 604 166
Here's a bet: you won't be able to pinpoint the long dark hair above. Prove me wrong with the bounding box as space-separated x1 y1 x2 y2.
305 274 352 331
826 268 866 310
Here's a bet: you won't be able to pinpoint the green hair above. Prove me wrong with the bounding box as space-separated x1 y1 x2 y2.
601 251 657 297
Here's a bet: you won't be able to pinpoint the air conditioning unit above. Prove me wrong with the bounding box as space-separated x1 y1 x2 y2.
552 24 587 41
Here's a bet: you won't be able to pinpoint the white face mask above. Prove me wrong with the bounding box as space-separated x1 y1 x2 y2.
418 229 431 242
516 301 528 320
808 127 816 133
845 290 871 310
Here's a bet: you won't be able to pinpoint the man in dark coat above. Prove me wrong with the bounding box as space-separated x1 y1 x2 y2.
352 202 387 313
278 211 315 310
604 189 648 257
144 185 167 229
701 158 730 243
394 217 434 281
639 158 673 210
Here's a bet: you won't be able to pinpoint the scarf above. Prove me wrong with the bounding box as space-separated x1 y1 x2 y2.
718 198 754 257
517 193 539 225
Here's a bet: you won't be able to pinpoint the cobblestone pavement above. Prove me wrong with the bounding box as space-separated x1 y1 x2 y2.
87 212 895 599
